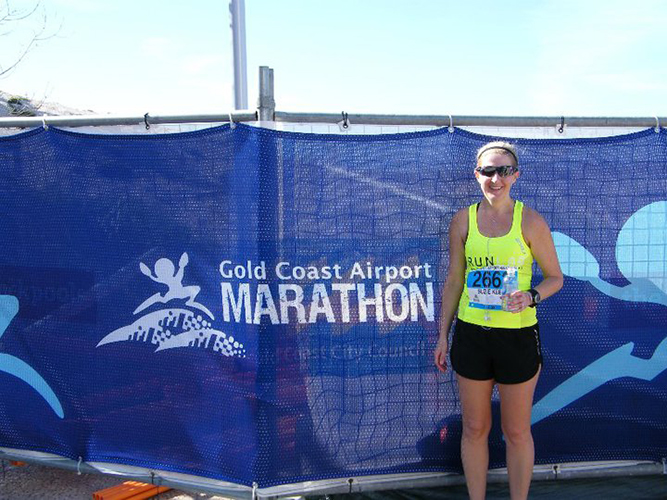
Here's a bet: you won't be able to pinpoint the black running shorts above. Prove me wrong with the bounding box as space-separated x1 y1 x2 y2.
450 318 542 384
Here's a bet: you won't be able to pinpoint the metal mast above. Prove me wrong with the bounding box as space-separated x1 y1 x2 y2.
229 0 248 109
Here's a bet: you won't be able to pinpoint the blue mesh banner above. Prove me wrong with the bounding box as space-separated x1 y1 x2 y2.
0 124 665 488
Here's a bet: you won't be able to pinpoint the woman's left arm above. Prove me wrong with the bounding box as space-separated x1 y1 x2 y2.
507 208 564 313
523 207 564 302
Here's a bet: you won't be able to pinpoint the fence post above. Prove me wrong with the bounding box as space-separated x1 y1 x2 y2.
258 66 275 122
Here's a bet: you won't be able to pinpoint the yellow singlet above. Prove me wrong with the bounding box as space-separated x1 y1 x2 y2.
457 200 537 329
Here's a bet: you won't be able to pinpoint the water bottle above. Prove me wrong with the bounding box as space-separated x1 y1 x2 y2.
502 267 518 311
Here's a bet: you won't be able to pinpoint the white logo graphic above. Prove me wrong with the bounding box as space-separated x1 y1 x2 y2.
97 253 246 358
134 253 214 318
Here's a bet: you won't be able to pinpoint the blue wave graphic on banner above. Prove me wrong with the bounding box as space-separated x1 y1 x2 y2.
534 200 667 423
0 296 64 418
533 337 667 425
553 201 667 306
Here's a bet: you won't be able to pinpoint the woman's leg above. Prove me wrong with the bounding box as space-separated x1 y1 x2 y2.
497 368 540 500
456 374 494 500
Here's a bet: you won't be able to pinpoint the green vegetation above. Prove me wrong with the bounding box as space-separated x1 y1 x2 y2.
7 95 36 117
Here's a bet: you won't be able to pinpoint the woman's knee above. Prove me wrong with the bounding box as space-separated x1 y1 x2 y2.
501 424 533 446
462 417 491 441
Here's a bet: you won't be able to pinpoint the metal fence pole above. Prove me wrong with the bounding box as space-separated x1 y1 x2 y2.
229 0 248 110
257 66 275 122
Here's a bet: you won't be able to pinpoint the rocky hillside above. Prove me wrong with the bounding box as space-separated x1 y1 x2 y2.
0 91 209 134
0 90 96 117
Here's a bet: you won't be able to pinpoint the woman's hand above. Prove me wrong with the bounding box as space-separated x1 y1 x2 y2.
504 290 532 313
434 337 448 373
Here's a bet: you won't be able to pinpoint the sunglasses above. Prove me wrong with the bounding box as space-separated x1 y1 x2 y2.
475 165 518 177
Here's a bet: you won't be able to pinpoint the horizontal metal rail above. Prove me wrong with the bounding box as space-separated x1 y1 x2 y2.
1 447 664 499
0 111 664 129
274 112 666 128
260 461 665 498
0 447 253 499
0 112 257 129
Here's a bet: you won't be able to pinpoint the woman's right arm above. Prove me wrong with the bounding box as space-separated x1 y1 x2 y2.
435 209 468 373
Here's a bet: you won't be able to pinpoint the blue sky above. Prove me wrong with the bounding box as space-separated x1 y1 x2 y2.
2 0 666 116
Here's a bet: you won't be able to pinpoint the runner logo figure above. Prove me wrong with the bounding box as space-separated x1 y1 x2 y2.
134 252 214 319
98 253 245 358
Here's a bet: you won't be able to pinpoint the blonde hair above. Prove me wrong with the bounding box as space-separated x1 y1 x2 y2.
476 141 518 166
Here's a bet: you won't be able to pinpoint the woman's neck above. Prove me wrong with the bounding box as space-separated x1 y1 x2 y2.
480 197 514 214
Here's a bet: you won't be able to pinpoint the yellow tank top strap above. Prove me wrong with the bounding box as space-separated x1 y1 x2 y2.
510 200 524 238
468 203 479 239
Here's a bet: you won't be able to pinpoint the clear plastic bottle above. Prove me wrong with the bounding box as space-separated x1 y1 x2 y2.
502 267 518 311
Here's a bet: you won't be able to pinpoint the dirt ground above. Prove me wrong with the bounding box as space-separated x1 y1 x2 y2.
0 462 238 500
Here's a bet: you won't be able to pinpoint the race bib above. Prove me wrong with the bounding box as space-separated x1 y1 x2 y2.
467 267 507 310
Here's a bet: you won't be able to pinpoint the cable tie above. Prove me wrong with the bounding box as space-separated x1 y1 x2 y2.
41 116 48 130
144 113 150 130
77 456 82 475
337 111 351 132
228 112 236 129
655 116 661 133
448 114 454 133
557 116 565 134
252 481 258 499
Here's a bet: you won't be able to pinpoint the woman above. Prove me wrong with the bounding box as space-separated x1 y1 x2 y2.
434 141 563 500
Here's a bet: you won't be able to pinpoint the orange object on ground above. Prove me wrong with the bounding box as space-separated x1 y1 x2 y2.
92 480 171 500
10 461 26 466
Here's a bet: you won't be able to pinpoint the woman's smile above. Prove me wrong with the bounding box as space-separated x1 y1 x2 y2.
475 151 518 202
485 179 507 196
